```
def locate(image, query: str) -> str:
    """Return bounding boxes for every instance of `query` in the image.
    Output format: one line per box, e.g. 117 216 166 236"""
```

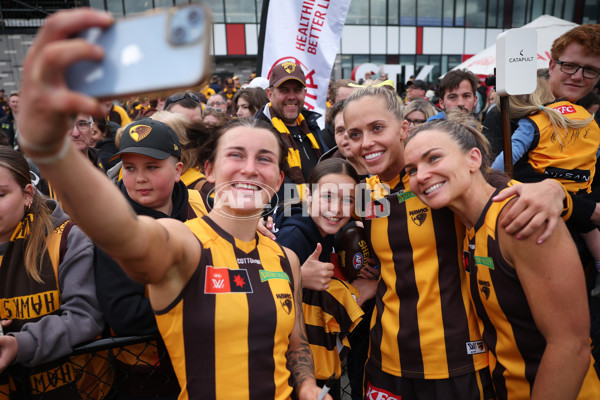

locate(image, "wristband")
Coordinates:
25 135 72 165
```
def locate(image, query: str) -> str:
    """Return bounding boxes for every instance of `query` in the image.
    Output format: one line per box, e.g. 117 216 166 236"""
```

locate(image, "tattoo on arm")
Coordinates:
286 274 315 390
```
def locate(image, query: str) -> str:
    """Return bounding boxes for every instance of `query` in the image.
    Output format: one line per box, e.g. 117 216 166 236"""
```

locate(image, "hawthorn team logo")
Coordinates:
277 293 293 315
129 125 152 142
281 61 297 74
409 207 428 226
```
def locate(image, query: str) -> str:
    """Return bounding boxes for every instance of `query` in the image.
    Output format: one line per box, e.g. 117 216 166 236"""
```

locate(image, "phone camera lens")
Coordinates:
188 10 200 23
173 26 185 40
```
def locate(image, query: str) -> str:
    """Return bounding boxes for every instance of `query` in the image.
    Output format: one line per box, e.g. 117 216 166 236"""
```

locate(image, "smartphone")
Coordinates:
66 3 212 99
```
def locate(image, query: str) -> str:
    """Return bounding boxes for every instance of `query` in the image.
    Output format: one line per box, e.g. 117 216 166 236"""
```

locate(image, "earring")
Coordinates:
24 202 32 214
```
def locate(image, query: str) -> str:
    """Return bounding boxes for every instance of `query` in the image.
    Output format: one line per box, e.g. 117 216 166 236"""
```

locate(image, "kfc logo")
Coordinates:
366 383 401 400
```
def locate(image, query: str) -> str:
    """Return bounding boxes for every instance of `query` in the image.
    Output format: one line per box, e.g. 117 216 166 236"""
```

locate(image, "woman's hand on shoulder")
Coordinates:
19 9 114 148
494 179 564 244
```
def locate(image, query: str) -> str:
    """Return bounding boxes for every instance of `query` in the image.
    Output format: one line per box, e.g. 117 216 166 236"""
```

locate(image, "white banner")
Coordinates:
261 0 351 127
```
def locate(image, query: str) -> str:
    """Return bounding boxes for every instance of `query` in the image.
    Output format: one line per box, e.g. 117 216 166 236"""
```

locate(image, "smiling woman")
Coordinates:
403 119 600 399
14 9 330 398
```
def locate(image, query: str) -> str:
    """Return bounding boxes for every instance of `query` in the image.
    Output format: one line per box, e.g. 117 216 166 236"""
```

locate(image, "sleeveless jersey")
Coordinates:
154 216 296 400
465 194 600 399
363 174 487 379
180 167 206 190
302 279 364 380
523 101 600 193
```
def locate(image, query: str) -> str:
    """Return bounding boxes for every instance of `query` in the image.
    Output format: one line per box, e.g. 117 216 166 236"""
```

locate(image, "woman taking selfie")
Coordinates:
16 8 329 400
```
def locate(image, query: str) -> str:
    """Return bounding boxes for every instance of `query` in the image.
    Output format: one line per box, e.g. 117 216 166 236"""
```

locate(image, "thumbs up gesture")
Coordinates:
301 243 334 291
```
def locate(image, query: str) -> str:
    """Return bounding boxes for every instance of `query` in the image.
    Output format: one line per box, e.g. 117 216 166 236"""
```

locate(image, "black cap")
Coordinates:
407 79 428 90
110 119 181 161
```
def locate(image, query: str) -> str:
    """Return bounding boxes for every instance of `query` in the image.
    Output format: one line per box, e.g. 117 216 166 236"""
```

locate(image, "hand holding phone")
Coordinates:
66 3 212 99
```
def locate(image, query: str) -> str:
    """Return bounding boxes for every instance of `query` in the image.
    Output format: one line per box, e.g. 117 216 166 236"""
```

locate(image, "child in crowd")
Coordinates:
273 158 377 399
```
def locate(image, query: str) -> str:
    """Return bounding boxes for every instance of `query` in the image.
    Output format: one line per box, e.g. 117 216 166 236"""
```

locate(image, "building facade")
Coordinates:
0 0 598 90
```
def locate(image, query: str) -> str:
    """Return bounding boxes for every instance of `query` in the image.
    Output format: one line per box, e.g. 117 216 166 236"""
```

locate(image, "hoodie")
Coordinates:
273 204 334 264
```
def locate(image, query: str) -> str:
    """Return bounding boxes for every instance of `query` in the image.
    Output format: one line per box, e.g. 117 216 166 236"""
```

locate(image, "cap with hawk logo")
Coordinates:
110 119 181 161
269 62 306 88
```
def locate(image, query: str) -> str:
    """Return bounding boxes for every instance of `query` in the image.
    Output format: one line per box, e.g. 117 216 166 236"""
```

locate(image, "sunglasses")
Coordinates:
405 118 427 125
204 105 225 113
164 91 201 109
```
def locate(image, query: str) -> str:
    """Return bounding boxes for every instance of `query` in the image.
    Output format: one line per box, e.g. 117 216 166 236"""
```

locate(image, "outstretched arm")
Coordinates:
500 204 591 399
17 8 198 289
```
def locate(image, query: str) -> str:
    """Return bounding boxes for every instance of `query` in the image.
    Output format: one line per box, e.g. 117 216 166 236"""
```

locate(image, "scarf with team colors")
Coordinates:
268 103 322 187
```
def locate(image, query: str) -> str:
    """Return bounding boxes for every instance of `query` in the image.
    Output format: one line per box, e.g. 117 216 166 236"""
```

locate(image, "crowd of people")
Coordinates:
0 6 599 400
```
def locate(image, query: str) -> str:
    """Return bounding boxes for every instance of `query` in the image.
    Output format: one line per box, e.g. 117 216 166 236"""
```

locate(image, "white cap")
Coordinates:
248 77 269 90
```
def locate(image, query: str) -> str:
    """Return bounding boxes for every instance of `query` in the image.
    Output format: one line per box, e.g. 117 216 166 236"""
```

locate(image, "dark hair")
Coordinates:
329 79 355 103
167 97 201 111
232 87 269 116
0 147 53 282
307 158 359 188
203 118 288 173
93 117 110 139
186 120 215 170
407 110 492 175
578 90 600 111
438 69 478 100
325 100 345 131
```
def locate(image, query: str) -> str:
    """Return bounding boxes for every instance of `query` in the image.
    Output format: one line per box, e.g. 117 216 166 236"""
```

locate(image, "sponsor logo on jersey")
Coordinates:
409 207 428 226
276 293 293 314
259 270 290 283
466 340 487 355
396 190 415 204
478 280 491 300
552 104 576 114
474 256 494 270
365 383 401 400
544 167 590 183
204 266 253 294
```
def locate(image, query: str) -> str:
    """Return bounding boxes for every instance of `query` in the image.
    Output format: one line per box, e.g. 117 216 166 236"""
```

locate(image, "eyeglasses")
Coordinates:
204 105 225 113
164 91 201 109
405 118 426 126
75 120 92 133
555 60 600 79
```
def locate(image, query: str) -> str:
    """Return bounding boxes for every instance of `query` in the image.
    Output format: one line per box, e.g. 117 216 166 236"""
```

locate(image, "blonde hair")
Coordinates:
150 111 193 170
345 85 404 122
0 148 53 283
501 78 593 147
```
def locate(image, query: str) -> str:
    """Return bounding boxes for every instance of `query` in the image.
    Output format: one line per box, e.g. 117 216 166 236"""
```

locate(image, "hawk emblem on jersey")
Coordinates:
478 280 491 300
277 293 293 314
409 207 428 226
129 124 152 142
282 61 297 74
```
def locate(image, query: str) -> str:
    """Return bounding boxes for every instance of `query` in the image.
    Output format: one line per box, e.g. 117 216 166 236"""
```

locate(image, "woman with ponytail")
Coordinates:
404 118 600 399
0 147 105 398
